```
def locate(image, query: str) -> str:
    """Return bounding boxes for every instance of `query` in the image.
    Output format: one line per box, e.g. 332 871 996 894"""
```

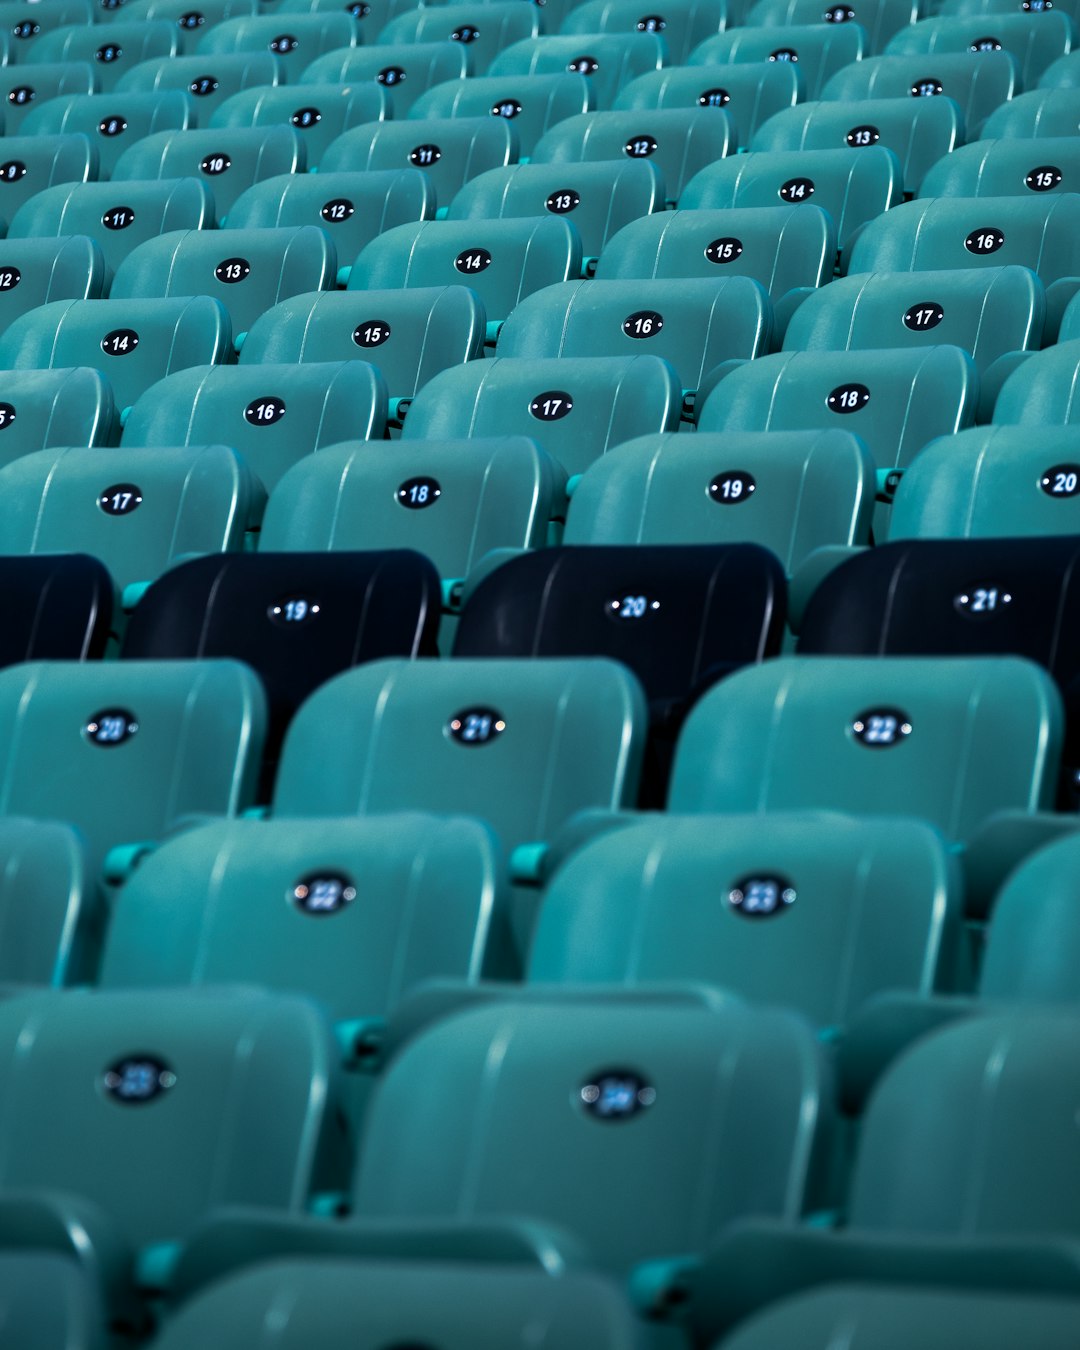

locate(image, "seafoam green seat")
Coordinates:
107 0 258 53
745 0 918 54
20 91 194 181
24 20 180 92
0 0 92 46
122 362 388 492
114 52 283 122
377 2 542 77
0 368 115 459
410 74 593 160
0 135 96 228
0 62 94 137
885 11 1074 89
195 12 358 81
669 654 1062 841
111 228 337 350
561 0 726 64
1039 48 1080 84
920 137 1080 198
993 336 1080 423
0 237 106 341
301 43 469 118
982 85 1080 136
210 83 389 172
564 430 874 575
487 33 666 110
615 63 799 148
690 23 868 100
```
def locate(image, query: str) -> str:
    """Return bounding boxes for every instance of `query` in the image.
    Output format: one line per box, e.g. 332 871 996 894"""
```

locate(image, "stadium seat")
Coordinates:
615 63 800 149
561 0 726 65
487 33 666 110
0 368 115 460
496 276 772 409
0 1253 105 1350
564 430 875 575
0 659 266 876
100 814 514 1022
681 145 902 250
154 1262 641 1350
259 437 568 602
112 126 303 227
109 0 258 53
20 92 194 181
690 23 868 101
0 237 106 341
821 50 1019 137
0 444 265 597
377 3 542 77
751 96 962 197
402 355 682 481
115 52 283 122
1038 47 1080 85
885 11 1074 89
240 287 485 412
745 0 918 55
668 654 1061 842
111 228 337 351
982 85 1080 136
25 20 180 93
531 813 963 1029
348 218 580 336
783 266 1044 374
196 13 358 81
0 555 113 667
321 118 517 211
122 551 442 751
8 179 214 280
0 296 230 421
0 62 94 138
0 986 345 1323
920 136 1080 197
210 84 389 172
0 0 92 44
448 161 661 269
227 170 434 284
595 204 837 303
0 135 96 229
279 0 408 26
122 362 389 492
410 73 593 161
301 43 469 119
993 336 1080 423
531 107 734 206
888 426 1080 539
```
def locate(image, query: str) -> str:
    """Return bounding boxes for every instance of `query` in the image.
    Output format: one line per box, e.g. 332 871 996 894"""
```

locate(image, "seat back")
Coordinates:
982 833 1080 1002
196 12 358 80
210 83 388 171
0 236 106 341
410 73 592 159
21 91 194 179
114 52 283 121
28 20 180 91
746 0 918 53
614 63 799 148
0 62 95 137
378 2 541 75
983 85 1080 138
0 135 96 226
885 10 1074 88
921 136 1080 199
690 23 867 99
487 34 666 109
0 818 98 987
300 43 468 117
562 0 726 64
0 368 116 461
0 1254 104 1350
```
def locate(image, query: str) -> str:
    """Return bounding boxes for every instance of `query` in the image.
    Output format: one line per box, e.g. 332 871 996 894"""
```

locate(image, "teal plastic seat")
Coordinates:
25 20 180 92
717 1286 1080 1350
0 819 98 988
114 53 283 122
615 63 800 149
402 355 682 480
0 237 106 341
210 84 388 172
564 430 874 574
532 814 962 1030
784 267 1045 374
111 228 337 351
0 62 94 137
0 368 115 460
0 297 231 420
448 160 662 266
993 337 1080 423
0 986 343 1321
0 1253 104 1350
690 23 868 100
561 0 726 64
7 179 213 281
348 217 580 333
122 362 389 491
260 437 568 593
240 287 485 409
0 135 96 228
228 171 433 284
154 1263 642 1350
885 12 1074 89
0 0 92 44
100 815 515 1018
681 145 901 250
280 0 411 29
669 655 1062 840
532 107 735 205
1039 48 1080 84
821 51 1019 137
0 660 266 875
497 276 772 408
596 204 837 303
982 85 1080 136
752 97 962 196
410 74 593 160
745 0 918 54
301 44 469 118
921 137 1080 200
697 346 978 494
112 126 303 226
321 118 517 211
487 33 666 110
196 13 358 81
0 444 264 595
106 0 257 52
377 3 542 77
21 92 194 182
888 426 1080 538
